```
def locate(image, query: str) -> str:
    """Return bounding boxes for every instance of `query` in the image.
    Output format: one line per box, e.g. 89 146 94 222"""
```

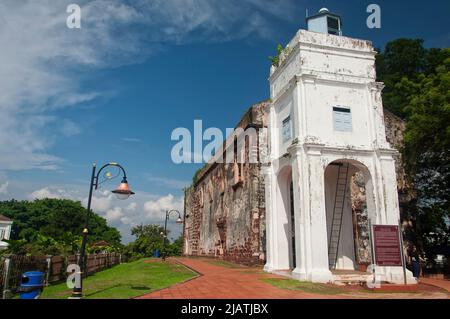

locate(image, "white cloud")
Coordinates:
120 216 132 225
105 207 124 222
0 0 299 170
0 182 9 195
29 186 74 200
125 202 137 212
27 183 185 243
84 191 115 213
0 1 145 170
144 194 184 220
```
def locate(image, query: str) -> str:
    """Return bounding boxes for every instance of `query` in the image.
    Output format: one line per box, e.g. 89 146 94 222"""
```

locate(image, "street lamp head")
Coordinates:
176 217 183 224
112 177 135 200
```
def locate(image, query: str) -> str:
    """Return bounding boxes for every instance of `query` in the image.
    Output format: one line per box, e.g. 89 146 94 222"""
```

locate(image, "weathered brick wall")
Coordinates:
184 187 202 256
184 101 269 265
350 171 372 266
383 109 415 204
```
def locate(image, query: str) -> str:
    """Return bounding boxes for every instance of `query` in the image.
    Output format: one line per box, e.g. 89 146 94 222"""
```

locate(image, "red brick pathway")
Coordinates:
419 278 450 292
136 258 449 299
137 258 330 299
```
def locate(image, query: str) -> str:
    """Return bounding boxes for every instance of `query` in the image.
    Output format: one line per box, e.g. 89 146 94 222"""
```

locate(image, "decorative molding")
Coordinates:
298 43 376 60
271 76 297 105
303 143 397 157
369 81 385 91
300 73 317 84
311 73 371 87
376 148 399 158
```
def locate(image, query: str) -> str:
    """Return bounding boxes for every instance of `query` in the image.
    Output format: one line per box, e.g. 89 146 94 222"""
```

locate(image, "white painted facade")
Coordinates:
263 29 416 284
0 216 13 250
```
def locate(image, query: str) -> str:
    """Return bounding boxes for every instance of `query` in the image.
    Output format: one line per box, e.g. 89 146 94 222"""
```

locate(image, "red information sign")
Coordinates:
373 225 402 266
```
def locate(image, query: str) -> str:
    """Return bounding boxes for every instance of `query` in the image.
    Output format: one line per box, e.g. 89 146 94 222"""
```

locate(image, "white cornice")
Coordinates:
303 143 397 156
271 72 372 103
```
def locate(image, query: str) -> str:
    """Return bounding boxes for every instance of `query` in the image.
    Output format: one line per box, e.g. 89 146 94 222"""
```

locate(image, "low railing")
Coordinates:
0 252 121 299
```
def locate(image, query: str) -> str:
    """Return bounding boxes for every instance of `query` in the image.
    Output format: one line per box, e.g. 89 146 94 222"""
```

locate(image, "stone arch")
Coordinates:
324 159 375 271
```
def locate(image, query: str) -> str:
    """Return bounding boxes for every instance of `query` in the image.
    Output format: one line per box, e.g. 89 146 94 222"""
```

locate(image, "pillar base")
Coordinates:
307 269 334 283
382 267 417 284
263 263 275 273
291 268 307 281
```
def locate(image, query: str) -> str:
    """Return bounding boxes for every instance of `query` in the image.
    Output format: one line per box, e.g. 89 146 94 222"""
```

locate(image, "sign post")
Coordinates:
397 220 407 285
372 224 407 285
373 225 402 266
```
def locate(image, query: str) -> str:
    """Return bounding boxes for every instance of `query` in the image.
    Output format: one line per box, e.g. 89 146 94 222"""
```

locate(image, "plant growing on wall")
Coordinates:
268 44 285 67
269 44 293 67
192 168 203 184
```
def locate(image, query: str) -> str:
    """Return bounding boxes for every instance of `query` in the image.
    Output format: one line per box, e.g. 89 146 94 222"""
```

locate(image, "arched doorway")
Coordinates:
276 165 296 270
324 159 375 271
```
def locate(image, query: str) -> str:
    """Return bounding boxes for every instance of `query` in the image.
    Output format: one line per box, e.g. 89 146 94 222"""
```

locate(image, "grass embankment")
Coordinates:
261 278 347 295
41 258 196 299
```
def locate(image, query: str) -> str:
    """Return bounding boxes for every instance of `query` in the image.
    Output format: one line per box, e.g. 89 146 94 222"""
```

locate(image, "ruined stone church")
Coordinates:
183 9 415 284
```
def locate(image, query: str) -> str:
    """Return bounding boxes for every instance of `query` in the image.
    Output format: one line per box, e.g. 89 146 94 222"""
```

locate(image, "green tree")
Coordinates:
165 236 183 256
125 224 183 260
0 198 121 255
128 224 165 257
381 39 426 78
403 57 450 254
376 39 449 118
376 39 426 117
376 38 450 258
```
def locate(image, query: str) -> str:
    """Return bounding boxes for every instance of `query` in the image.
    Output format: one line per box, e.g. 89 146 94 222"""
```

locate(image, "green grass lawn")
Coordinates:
40 258 197 299
261 278 347 295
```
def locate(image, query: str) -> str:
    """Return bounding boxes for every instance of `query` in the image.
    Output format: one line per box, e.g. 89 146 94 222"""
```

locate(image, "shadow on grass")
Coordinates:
84 284 124 297
85 284 152 297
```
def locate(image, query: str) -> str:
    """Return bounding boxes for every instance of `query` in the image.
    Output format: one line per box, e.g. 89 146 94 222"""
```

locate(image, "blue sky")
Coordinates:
0 0 448 243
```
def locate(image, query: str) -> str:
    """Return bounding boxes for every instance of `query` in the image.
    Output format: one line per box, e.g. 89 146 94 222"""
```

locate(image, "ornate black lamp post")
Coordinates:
71 162 134 299
161 209 183 261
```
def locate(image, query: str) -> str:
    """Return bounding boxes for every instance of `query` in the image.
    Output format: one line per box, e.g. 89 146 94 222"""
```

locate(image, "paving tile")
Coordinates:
136 258 449 299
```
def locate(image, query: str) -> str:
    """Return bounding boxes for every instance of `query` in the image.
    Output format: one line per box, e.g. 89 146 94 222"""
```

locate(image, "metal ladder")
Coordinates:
328 163 350 269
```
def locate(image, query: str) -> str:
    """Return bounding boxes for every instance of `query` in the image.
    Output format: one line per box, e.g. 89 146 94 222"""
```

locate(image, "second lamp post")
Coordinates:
161 209 183 261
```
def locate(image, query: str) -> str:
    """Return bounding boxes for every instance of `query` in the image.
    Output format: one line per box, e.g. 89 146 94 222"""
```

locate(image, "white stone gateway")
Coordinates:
263 12 416 284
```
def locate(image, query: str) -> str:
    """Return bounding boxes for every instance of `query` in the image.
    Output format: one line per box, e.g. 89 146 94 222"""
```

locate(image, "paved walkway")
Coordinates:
419 277 450 292
137 258 324 299
137 258 449 299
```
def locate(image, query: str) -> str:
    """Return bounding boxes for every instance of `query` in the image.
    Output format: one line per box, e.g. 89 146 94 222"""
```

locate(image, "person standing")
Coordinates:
408 245 423 278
